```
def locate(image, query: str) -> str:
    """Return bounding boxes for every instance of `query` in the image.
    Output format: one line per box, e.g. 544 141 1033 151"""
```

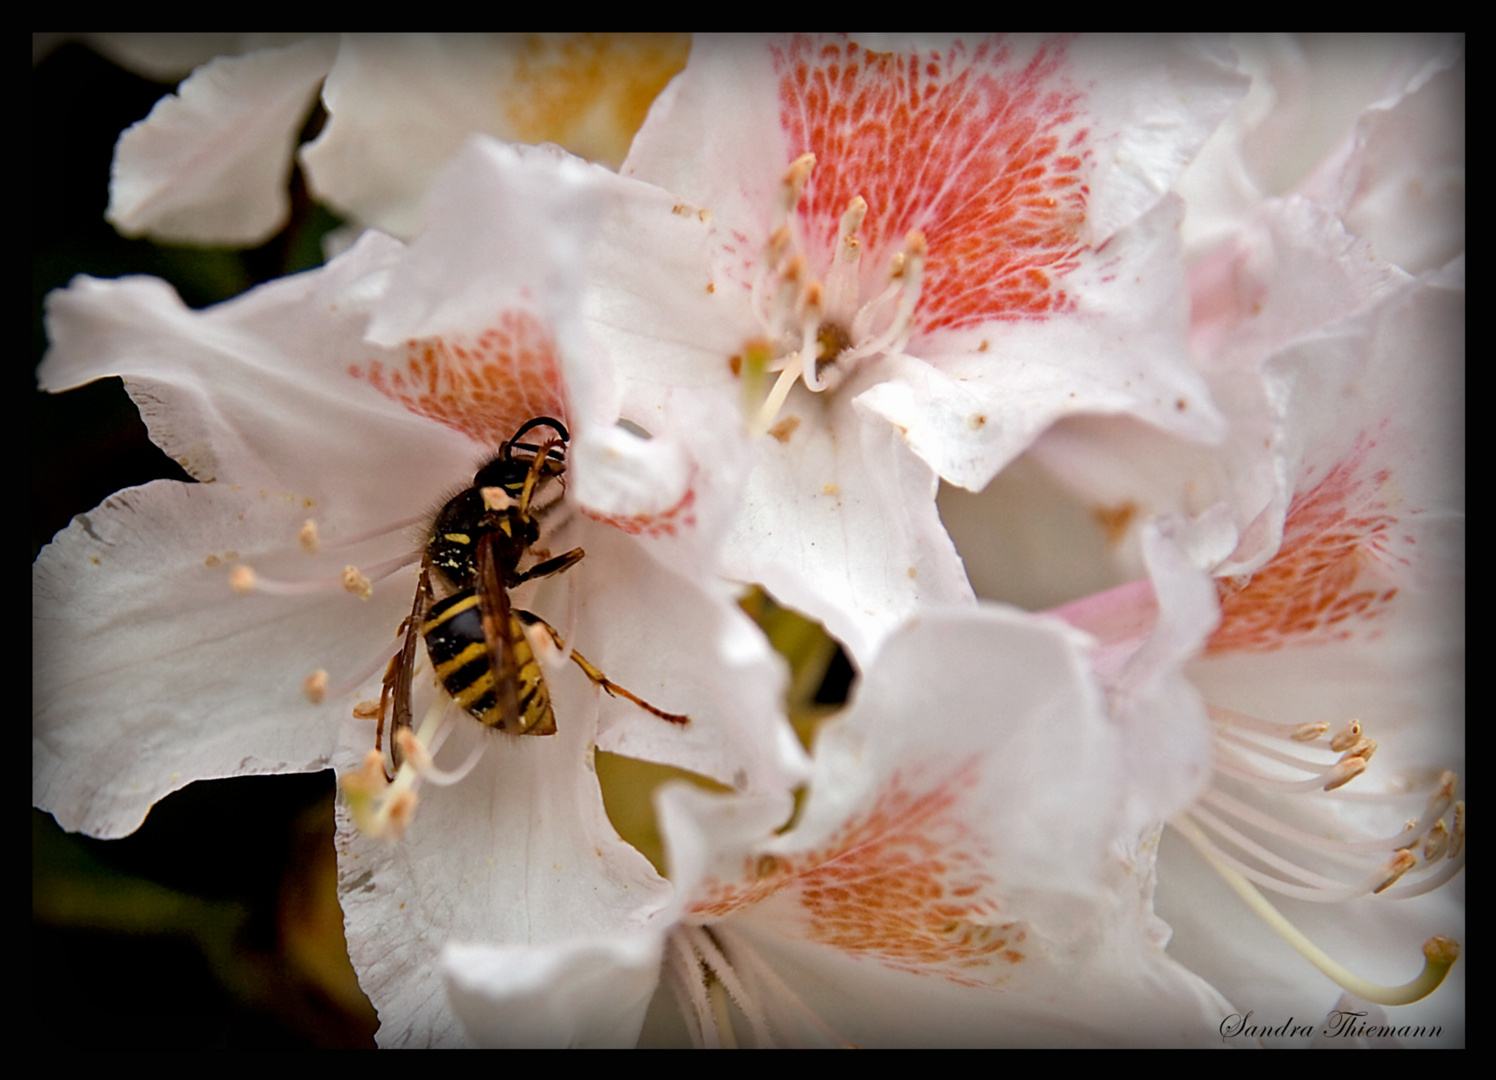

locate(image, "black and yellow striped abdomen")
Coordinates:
421 591 556 736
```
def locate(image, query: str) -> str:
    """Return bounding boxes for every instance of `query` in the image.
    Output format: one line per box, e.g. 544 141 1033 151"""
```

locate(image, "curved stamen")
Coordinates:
754 355 805 435
304 512 430 552
848 269 905 346
823 196 868 316
1383 836 1466 899
667 929 719 1048
1213 744 1368 793
795 285 830 392
1172 814 1460 1006
1180 698 1465 1000
1214 723 1371 775
714 925 852 1047
313 633 406 705
740 161 927 430
843 231 926 362
1185 805 1418 902
342 693 452 839
1202 783 1449 857
684 926 774 1048
396 721 488 787
1209 703 1331 743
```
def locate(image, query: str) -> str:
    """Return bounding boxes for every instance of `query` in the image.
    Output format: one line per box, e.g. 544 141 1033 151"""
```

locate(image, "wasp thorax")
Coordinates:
749 153 927 434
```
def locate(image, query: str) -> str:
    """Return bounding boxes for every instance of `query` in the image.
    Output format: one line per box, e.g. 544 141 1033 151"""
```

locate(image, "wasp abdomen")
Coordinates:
423 591 556 736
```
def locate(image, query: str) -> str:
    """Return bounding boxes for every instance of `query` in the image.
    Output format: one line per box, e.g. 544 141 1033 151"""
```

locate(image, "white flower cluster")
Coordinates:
34 35 1463 1047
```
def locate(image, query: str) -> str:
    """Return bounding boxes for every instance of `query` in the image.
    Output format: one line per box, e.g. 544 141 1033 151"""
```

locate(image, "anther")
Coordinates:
303 669 328 704
339 750 389 811
780 153 816 216
1370 850 1418 893
1422 819 1449 860
396 729 433 774
837 196 867 261
898 231 927 278
798 279 824 322
298 519 320 554
1329 719 1364 752
342 565 373 599
766 226 792 270
230 566 256 593
385 789 419 838
1322 756 1369 790
1338 737 1377 764
780 254 806 288
354 748 385 785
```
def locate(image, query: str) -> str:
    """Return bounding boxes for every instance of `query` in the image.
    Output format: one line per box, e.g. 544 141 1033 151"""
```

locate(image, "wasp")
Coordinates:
378 416 689 774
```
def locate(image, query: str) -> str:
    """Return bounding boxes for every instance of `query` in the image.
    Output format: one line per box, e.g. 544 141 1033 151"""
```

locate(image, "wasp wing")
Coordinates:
380 561 432 775
474 528 522 733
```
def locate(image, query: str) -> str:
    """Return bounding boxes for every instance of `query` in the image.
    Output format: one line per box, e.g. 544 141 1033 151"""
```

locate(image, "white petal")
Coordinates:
367 139 605 354
107 38 337 245
39 234 481 534
1297 36 1464 276
725 383 974 664
33 481 382 838
531 517 809 795
444 930 666 1048
304 34 688 237
656 607 1235 1045
337 672 672 1049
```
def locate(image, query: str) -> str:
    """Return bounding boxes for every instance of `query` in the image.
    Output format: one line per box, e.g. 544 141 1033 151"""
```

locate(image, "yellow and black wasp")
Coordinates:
379 416 688 774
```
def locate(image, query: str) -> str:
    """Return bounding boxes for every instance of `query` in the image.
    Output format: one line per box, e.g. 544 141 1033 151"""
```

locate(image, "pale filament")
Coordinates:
234 512 430 745
232 546 420 597
397 710 489 788
663 923 853 1048
343 692 451 840
1171 701 1464 1006
746 153 926 434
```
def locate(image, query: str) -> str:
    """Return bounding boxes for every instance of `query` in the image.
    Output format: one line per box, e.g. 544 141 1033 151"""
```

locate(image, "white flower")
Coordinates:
103 33 689 246
585 34 1247 662
35 137 806 1047
994 38 1466 1043
1161 262 1464 1045
439 605 1237 1047
1019 35 1463 580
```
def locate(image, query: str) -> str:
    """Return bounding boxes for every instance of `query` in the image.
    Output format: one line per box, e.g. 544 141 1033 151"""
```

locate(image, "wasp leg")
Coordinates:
515 610 690 725
380 563 433 779
513 546 585 586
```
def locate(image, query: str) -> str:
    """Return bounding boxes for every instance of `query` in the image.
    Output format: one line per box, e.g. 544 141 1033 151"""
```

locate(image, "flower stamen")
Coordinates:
1173 815 1461 1007
1170 702 1464 1005
663 923 855 1048
743 154 926 432
342 691 461 840
230 551 419 598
